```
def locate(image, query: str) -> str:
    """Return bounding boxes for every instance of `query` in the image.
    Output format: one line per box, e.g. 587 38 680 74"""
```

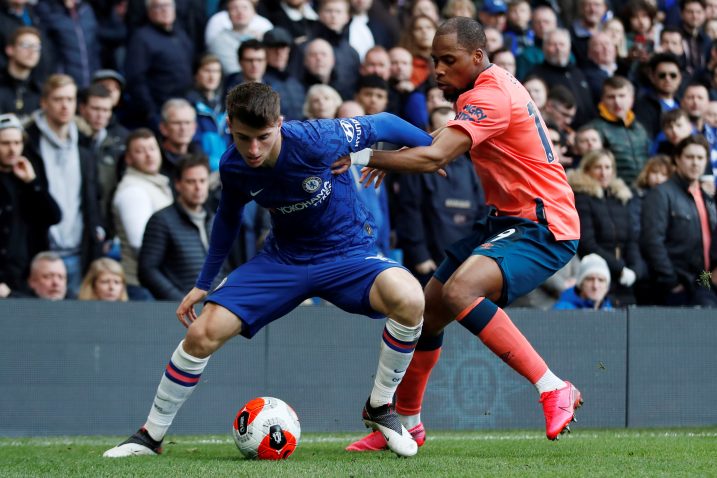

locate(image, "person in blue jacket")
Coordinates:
554 253 614 310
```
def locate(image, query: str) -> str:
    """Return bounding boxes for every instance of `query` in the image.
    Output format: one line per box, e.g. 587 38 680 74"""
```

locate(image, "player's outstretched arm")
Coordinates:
369 126 472 173
176 287 209 328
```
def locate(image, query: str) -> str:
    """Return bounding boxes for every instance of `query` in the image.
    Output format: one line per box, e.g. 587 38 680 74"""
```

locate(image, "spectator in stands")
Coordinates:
679 0 710 76
682 82 710 134
299 38 353 100
568 149 646 306
225 38 268 90
78 84 128 227
582 31 626 104
139 155 214 301
516 5 558 80
554 253 613 310
572 124 604 166
650 108 696 156
360 45 391 81
522 75 548 110
125 0 206 54
601 17 629 60
622 0 658 63
502 0 532 57
641 134 717 306
588 76 650 185
442 0 477 20
569 0 608 67
158 98 202 181
124 0 194 128
348 0 395 61
91 69 125 111
491 47 517 76
263 0 318 45
186 53 228 172
543 85 578 164
387 46 428 128
112 128 173 300
478 0 507 31
208 0 269 76
398 14 437 89
658 27 687 70
0 26 43 122
336 99 364 117
0 0 53 78
263 27 306 121
0 113 61 298
425 84 452 112
630 154 673 240
483 26 505 55
302 83 342 119
24 74 103 297
354 74 389 115
528 28 596 128
406 0 441 25
205 0 273 47
633 53 683 139
393 105 485 285
35 0 99 88
25 251 67 300
78 257 128 302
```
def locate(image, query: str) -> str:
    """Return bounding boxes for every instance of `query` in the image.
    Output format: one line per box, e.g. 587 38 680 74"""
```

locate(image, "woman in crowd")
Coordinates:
302 84 342 119
78 258 128 302
568 149 646 306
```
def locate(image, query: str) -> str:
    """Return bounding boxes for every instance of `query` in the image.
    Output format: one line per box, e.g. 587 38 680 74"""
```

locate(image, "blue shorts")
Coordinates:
206 252 405 338
434 215 578 307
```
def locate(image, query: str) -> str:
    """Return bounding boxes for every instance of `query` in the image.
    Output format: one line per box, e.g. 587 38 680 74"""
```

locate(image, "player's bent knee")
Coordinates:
184 324 217 358
388 285 425 326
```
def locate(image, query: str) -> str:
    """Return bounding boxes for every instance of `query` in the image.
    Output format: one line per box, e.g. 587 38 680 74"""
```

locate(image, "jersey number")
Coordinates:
527 102 555 163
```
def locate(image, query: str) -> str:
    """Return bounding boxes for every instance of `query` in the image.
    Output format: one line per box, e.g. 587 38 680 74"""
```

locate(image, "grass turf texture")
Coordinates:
1 428 714 477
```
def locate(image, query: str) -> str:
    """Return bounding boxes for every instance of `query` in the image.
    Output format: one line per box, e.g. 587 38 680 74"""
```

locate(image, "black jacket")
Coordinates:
640 174 717 294
0 171 61 292
24 121 103 274
0 68 42 121
138 202 214 300
527 61 597 128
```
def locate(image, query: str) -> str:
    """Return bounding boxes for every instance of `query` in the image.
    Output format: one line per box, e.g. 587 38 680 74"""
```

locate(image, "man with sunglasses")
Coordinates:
634 52 683 138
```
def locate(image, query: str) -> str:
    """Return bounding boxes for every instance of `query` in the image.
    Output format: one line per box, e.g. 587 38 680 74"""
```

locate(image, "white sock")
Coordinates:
369 318 422 408
534 369 566 394
144 341 210 441
399 413 421 429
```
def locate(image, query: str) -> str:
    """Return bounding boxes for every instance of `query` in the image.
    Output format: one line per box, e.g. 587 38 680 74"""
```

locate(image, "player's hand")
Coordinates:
415 259 437 275
176 287 208 328
12 156 36 183
0 282 10 298
331 155 351 175
360 167 386 189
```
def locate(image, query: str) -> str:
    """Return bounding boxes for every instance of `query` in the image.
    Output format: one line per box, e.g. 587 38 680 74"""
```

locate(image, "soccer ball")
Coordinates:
232 396 301 460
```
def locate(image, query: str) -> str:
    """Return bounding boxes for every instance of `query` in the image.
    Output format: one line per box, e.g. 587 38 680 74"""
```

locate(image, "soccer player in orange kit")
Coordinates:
342 16 583 450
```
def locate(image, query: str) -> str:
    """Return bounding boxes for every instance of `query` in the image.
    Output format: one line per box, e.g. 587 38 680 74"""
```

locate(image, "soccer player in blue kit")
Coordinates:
103 82 433 458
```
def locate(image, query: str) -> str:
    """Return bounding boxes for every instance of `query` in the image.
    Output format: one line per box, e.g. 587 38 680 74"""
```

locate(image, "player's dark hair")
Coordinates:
226 82 281 128
673 134 709 162
176 154 210 181
436 16 487 51
357 74 389 92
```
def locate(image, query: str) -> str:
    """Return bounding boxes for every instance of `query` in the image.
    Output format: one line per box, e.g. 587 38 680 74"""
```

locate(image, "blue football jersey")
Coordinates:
195 113 432 290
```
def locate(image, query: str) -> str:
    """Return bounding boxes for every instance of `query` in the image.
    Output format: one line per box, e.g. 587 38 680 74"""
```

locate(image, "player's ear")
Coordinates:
474 48 485 65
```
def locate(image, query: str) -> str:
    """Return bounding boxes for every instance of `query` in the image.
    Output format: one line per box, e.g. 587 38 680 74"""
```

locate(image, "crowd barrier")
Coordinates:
1 300 715 436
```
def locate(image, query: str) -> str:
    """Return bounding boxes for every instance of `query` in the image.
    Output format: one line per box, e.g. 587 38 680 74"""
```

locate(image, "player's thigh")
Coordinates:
442 255 504 313
185 303 244 356
368 266 424 323
205 253 311 339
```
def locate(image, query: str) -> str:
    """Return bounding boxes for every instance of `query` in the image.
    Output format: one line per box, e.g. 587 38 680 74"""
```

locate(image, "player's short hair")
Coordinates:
436 16 487 51
125 127 156 150
226 82 281 128
357 74 389 92
78 84 111 105
601 75 634 96
176 154 210 181
41 74 76 98
660 108 689 129
673 134 709 161
9 26 41 45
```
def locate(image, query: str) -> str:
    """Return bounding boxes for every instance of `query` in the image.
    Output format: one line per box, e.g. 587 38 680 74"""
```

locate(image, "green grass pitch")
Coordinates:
1 428 715 477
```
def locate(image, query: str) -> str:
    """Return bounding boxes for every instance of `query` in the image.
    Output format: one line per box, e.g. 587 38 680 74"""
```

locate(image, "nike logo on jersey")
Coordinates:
250 188 264 197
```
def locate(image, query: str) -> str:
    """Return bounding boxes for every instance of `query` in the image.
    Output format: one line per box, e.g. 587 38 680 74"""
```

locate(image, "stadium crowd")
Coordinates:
0 0 716 307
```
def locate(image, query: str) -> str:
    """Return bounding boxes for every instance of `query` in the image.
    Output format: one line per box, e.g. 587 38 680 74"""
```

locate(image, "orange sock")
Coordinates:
395 348 441 416
457 297 547 384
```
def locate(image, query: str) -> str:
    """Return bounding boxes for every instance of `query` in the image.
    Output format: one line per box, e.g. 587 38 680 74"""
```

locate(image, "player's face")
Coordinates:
0 128 24 168
230 117 283 168
94 271 124 301
432 33 482 102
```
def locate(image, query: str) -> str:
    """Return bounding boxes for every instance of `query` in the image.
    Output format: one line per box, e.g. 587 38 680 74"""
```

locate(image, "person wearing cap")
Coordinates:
554 253 613 309
0 113 61 298
263 27 306 121
0 26 44 123
478 0 508 31
91 69 125 109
